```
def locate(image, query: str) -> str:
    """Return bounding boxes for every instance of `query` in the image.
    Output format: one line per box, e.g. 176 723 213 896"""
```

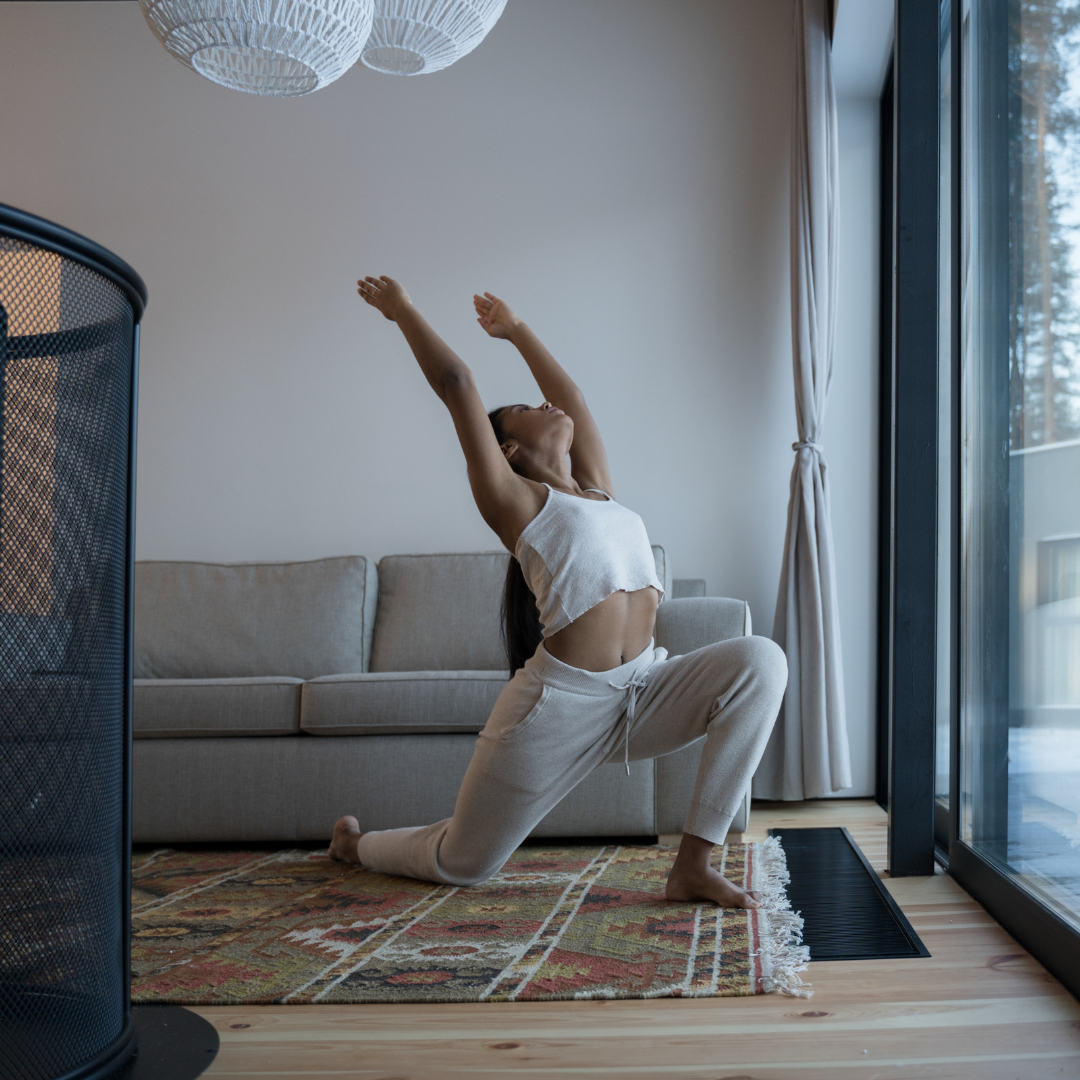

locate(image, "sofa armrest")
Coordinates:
654 596 752 655
651 544 671 600
652 596 755 839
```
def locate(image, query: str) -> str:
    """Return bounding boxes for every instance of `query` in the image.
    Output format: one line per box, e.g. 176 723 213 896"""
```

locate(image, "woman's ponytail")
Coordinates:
488 405 544 675
501 555 542 676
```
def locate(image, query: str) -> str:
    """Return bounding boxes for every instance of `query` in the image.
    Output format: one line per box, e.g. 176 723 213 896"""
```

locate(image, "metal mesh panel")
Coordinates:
0 235 134 1080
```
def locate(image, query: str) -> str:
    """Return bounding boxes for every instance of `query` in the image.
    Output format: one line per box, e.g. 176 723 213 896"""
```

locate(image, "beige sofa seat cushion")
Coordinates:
134 677 303 738
302 671 508 735
134 556 378 680
370 546 668 672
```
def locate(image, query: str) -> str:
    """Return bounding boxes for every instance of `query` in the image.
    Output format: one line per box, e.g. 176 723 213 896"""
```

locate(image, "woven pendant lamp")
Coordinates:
140 0 375 96
361 0 507 75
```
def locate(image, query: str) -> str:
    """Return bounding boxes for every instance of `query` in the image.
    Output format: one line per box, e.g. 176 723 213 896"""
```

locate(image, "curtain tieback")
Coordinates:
792 440 823 453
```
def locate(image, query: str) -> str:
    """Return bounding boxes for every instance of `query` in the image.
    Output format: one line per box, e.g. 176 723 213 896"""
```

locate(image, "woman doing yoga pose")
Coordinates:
329 276 787 908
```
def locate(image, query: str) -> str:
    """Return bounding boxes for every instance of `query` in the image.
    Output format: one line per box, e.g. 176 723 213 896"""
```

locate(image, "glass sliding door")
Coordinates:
959 0 1011 869
954 0 1080 985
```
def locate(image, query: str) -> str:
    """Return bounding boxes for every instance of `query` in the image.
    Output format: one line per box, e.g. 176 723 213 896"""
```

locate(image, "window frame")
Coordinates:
881 0 1080 998
879 0 941 879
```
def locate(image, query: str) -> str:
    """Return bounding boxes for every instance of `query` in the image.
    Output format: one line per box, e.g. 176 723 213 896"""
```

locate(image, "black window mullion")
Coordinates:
889 0 941 878
876 60 895 815
948 0 962 866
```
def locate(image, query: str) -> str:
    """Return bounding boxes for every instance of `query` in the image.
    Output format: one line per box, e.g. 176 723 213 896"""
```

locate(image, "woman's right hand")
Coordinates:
358 275 412 321
474 292 521 339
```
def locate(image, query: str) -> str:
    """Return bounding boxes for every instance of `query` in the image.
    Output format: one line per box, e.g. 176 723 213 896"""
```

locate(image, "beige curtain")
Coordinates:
753 0 852 801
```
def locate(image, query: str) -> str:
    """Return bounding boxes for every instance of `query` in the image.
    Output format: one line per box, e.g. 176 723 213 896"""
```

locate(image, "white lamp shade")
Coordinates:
140 0 375 96
361 0 507 75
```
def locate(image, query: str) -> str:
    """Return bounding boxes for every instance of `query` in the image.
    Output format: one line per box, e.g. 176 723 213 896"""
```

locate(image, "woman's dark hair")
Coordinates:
489 406 543 675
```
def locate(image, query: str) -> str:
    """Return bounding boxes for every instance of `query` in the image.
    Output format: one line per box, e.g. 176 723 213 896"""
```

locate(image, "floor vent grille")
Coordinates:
768 826 930 961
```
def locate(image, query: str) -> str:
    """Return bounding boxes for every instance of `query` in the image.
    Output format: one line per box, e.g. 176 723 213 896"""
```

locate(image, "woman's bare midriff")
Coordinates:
542 586 660 672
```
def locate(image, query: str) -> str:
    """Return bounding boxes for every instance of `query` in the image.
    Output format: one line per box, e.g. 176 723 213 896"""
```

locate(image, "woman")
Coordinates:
329 276 787 909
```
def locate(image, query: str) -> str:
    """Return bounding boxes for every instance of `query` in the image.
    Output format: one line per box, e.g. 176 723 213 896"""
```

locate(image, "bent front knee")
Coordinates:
743 634 788 695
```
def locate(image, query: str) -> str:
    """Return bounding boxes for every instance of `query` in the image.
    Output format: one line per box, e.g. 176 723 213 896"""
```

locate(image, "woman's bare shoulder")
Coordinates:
481 472 550 551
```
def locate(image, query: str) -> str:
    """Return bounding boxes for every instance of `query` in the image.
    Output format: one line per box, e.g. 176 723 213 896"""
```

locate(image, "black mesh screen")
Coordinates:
0 235 135 1080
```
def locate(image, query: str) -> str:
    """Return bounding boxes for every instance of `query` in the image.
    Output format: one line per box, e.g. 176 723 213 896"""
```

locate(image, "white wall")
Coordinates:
0 0 879 794
833 96 881 798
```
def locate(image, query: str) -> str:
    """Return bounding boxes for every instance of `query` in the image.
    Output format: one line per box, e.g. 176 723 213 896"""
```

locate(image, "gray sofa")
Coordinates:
131 549 754 845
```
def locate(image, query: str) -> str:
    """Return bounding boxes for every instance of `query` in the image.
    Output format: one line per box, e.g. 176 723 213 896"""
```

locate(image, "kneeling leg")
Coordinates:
347 673 603 886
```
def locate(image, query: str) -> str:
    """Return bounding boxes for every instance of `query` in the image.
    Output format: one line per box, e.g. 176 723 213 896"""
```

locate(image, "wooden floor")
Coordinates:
189 800 1080 1079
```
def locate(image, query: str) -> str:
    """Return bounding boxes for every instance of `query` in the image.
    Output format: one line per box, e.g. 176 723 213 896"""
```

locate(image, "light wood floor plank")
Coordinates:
188 799 1080 1079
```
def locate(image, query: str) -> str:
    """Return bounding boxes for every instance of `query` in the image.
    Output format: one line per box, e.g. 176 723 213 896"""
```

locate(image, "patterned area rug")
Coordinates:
131 839 809 1004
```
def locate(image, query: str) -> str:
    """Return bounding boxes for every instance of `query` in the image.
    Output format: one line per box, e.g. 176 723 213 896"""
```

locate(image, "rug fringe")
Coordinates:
751 835 812 998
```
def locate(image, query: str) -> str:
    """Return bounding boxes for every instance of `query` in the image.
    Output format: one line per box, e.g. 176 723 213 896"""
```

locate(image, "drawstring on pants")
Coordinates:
608 672 651 775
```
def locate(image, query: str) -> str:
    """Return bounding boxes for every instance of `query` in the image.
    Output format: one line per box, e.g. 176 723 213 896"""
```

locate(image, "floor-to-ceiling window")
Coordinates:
953 0 1080 990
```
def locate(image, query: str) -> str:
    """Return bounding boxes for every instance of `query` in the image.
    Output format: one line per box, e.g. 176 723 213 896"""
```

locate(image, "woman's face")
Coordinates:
499 402 574 459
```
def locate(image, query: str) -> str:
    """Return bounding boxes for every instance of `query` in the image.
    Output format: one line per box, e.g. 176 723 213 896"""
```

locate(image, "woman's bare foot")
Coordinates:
328 815 363 865
665 833 761 909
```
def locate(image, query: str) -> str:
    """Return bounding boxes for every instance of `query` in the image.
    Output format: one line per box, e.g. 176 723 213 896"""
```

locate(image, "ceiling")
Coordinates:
14 0 897 101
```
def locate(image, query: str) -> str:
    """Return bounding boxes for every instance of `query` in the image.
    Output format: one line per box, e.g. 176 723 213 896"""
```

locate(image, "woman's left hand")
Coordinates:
358 275 412 322
474 292 521 340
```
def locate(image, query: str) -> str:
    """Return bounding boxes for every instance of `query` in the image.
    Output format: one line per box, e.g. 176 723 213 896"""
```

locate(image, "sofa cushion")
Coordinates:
134 677 303 738
134 556 378 680
301 671 507 735
654 596 750 656
370 553 508 672
370 546 668 672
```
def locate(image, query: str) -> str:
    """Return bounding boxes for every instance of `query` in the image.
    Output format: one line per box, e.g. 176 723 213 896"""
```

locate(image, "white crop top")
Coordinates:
515 484 664 637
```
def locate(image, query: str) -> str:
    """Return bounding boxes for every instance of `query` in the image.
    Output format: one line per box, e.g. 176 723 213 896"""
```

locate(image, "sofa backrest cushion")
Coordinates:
370 545 669 672
134 556 378 680
371 553 508 672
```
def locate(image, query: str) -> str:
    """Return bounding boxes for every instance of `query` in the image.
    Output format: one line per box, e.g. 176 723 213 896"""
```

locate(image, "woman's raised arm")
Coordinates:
360 276 470 400
474 292 614 498
358 276 540 546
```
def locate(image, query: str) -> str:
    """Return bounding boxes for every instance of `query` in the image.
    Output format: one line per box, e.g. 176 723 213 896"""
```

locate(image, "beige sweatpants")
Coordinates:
355 635 787 886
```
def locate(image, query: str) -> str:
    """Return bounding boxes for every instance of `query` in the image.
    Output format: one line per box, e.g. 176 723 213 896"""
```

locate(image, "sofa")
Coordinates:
131 549 754 845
